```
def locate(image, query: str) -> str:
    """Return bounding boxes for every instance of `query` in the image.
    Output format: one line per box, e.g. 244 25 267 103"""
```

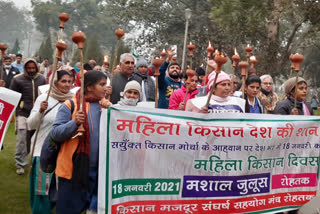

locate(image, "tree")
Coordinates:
37 34 54 63
0 1 32 48
10 39 20 54
31 0 118 59
85 34 103 65
106 0 320 84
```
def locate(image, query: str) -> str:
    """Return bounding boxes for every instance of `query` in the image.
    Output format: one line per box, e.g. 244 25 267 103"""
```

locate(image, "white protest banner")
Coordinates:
0 87 21 150
98 106 320 214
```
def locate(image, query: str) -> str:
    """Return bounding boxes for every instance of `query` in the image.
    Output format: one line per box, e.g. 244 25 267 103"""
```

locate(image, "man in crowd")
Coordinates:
110 53 135 104
132 57 155 101
39 58 50 79
88 59 97 70
257 74 279 114
158 47 183 109
0 56 20 88
11 53 24 73
10 58 46 175
102 61 110 78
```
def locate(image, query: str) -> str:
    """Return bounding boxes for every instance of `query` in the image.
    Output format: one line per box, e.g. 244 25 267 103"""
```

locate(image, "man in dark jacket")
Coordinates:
0 56 20 88
158 48 183 109
10 58 46 175
110 53 135 104
132 57 155 101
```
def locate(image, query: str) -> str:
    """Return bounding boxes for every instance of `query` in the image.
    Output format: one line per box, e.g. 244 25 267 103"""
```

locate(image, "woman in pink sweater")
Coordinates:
169 75 199 110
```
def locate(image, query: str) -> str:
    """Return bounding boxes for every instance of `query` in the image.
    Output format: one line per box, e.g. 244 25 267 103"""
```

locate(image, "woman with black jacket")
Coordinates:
274 77 312 115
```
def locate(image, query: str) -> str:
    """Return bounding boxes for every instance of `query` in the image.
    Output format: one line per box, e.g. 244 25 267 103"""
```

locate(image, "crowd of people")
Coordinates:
0 49 316 214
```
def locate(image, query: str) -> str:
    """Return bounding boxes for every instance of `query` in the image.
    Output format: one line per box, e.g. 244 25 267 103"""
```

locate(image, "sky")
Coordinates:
9 0 32 9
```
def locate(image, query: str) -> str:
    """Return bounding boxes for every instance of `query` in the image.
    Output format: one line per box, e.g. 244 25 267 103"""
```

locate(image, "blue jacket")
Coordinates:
158 61 183 109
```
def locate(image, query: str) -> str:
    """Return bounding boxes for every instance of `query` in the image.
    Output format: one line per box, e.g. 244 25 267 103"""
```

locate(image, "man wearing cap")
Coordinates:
158 47 183 109
0 56 20 88
10 58 46 175
132 57 155 101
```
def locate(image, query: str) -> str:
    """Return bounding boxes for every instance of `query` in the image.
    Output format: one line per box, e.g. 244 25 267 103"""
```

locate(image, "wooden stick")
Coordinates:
0 43 8 80
290 54 304 109
204 53 228 108
152 58 163 108
29 13 68 174
294 72 299 109
238 61 249 99
183 68 195 104
29 42 67 174
204 41 213 86
72 31 87 137
110 28 125 86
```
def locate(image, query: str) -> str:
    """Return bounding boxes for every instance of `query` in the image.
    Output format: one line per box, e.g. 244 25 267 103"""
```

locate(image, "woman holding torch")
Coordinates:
27 70 73 214
274 77 312 115
186 60 245 113
50 71 111 214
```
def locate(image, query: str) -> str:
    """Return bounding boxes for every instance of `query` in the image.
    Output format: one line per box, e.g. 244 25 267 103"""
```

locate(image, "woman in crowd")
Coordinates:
244 76 265 113
186 67 245 113
169 74 199 110
274 77 312 115
27 70 74 214
50 71 111 214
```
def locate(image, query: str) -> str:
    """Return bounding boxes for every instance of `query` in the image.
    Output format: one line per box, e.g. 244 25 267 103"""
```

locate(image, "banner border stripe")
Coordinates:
242 205 299 214
105 107 112 214
109 107 320 122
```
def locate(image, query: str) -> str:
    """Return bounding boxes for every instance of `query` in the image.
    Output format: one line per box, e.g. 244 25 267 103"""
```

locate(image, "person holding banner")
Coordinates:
10 58 46 175
244 76 265 113
186 68 245 113
50 71 110 214
274 77 311 115
27 70 74 214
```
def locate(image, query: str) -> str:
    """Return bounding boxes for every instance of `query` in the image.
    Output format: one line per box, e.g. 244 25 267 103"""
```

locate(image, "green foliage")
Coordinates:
31 0 118 57
107 0 216 68
10 39 20 55
85 34 103 65
37 34 54 63
109 40 131 69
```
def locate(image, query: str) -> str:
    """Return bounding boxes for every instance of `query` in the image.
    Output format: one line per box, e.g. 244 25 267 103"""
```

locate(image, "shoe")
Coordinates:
16 168 25 175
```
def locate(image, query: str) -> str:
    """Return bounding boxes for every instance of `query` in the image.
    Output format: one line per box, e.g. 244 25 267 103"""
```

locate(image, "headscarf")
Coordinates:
50 69 74 102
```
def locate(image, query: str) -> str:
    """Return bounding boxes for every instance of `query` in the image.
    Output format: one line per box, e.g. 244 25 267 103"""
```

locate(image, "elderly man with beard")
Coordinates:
10 58 46 175
158 47 183 109
110 53 135 104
